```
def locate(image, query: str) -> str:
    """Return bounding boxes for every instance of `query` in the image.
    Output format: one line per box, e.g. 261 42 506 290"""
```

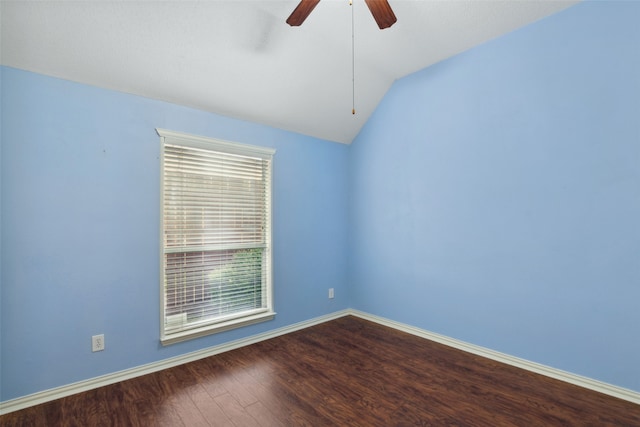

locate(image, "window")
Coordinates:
157 129 275 345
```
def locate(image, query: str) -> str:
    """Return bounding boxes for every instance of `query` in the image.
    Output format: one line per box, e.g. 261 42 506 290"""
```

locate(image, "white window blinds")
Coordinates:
157 129 275 344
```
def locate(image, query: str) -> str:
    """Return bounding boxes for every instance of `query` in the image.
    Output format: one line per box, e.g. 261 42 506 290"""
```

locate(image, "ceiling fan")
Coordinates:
286 0 397 30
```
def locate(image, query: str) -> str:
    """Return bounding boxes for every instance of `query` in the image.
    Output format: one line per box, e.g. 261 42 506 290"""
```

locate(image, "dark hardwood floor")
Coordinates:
2 316 639 426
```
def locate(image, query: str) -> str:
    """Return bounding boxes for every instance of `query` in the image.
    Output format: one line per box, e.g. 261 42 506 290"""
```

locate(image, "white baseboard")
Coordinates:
2 308 638 415
0 310 351 415
350 309 640 406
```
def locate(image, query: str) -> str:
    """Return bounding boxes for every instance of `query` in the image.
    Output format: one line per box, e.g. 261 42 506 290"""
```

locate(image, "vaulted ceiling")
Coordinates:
1 0 578 144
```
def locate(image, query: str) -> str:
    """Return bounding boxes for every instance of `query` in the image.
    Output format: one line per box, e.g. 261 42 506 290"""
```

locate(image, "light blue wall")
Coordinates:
0 67 349 401
0 65 4 402
349 1 640 392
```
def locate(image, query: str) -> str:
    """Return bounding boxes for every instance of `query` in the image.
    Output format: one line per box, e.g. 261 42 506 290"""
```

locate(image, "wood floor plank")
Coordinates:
238 364 329 426
245 401 285 427
2 316 639 426
213 353 261 407
186 383 235 427
116 375 163 426
214 393 261 427
186 357 229 399
153 397 186 427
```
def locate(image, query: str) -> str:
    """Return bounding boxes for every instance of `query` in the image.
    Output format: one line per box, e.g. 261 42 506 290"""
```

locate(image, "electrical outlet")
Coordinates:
92 334 105 352
328 288 335 299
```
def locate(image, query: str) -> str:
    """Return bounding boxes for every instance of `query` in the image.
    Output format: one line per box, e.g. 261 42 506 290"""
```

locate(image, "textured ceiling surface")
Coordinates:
1 0 578 144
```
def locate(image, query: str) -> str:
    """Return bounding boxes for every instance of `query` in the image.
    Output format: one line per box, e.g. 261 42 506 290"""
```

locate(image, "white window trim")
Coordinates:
157 128 276 345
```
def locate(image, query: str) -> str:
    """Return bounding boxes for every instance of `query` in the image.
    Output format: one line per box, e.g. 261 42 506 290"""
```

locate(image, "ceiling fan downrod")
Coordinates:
351 0 356 115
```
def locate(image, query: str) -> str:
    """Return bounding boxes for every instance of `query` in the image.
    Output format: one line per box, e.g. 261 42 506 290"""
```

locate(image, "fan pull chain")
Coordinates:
351 0 355 114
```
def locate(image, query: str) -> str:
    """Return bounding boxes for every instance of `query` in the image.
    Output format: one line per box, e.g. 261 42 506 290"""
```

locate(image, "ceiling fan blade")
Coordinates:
286 0 321 26
364 0 397 29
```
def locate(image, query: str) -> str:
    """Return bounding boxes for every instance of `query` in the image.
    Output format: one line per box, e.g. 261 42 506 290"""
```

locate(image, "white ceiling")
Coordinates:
1 0 578 144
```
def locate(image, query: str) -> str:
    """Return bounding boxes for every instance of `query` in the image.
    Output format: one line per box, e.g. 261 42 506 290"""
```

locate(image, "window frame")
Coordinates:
157 128 276 345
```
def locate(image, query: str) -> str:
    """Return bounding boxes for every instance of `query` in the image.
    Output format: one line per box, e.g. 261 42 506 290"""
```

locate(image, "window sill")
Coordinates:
161 311 276 346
